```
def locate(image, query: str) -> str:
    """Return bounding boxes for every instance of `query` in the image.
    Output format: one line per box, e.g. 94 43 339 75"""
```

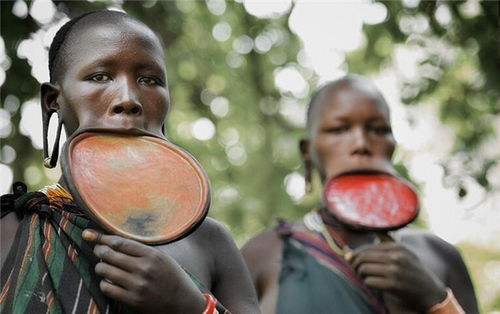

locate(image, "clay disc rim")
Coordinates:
323 172 419 231
63 132 210 244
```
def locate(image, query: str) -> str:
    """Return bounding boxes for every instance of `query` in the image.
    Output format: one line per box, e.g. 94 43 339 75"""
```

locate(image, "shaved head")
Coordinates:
49 10 161 83
306 75 390 135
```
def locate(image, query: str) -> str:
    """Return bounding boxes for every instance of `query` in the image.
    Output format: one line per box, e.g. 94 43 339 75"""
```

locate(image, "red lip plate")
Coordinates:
323 173 419 231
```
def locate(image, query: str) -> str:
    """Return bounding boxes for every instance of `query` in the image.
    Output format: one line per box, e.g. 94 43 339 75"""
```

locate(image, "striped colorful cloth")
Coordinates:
1 184 125 313
1 184 229 314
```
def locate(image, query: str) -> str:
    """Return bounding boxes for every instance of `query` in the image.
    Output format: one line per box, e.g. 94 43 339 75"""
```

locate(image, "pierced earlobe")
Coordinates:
304 158 312 194
41 82 62 169
43 111 63 169
299 138 313 194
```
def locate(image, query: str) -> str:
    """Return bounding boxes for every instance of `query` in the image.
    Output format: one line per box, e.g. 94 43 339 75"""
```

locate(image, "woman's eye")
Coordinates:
90 74 111 82
327 126 348 134
139 76 159 86
371 126 392 135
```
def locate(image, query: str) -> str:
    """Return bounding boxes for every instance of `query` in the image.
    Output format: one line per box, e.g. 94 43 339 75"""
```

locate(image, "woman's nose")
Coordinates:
110 79 142 115
351 127 372 155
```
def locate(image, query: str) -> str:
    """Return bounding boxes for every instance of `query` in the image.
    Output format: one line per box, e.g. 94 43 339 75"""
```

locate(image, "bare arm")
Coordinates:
425 234 479 313
1 213 20 269
241 229 282 314
203 219 261 313
351 230 479 313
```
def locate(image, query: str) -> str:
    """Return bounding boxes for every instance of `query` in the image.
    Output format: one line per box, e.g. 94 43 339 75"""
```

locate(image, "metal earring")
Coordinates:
43 111 63 169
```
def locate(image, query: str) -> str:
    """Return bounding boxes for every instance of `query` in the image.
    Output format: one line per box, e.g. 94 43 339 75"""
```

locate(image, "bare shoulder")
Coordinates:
396 228 462 260
241 228 280 277
241 226 283 273
241 220 307 260
160 217 241 282
242 227 282 258
180 217 241 269
241 220 310 267
396 228 479 313
190 216 233 243
395 228 466 276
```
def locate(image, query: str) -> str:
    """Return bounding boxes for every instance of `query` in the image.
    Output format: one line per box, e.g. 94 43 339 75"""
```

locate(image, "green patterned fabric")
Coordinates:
1 186 129 313
276 221 385 314
1 184 228 314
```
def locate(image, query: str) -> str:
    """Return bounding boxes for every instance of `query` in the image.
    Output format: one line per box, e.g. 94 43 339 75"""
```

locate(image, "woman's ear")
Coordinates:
299 139 311 161
41 82 60 113
40 83 63 169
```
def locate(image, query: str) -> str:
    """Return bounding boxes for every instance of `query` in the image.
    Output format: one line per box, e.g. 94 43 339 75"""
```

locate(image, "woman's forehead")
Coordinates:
73 19 161 49
317 85 390 121
63 19 165 66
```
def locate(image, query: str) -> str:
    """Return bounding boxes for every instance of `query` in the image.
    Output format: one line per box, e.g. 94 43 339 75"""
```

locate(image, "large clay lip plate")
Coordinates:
323 172 419 231
62 132 210 244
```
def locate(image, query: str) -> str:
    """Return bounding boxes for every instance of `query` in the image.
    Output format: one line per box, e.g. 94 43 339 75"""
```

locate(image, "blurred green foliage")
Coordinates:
0 0 309 243
458 242 500 313
348 0 499 198
2 0 499 234
1 1 499 309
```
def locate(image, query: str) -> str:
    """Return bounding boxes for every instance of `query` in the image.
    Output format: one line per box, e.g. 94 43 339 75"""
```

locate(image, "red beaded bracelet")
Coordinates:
202 293 219 314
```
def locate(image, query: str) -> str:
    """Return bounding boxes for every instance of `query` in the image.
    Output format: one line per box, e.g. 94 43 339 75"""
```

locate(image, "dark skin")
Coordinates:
241 83 479 313
1 17 260 314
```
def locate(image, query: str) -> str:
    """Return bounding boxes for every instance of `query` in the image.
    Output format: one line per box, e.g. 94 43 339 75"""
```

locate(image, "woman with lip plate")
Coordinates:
241 75 479 314
0 10 260 314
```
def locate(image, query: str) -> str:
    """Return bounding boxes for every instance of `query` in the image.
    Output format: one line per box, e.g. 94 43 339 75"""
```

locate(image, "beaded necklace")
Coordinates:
303 210 353 259
304 210 397 262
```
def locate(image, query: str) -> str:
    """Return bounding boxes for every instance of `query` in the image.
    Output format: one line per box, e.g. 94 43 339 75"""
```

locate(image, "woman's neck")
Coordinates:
58 176 69 191
318 208 377 249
